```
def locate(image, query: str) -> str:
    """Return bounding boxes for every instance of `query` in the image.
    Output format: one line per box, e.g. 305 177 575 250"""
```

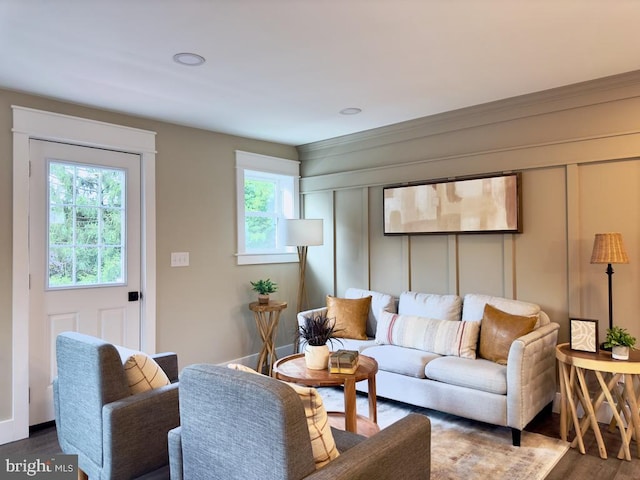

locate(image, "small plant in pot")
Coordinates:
604 326 636 360
250 278 277 304
296 312 342 370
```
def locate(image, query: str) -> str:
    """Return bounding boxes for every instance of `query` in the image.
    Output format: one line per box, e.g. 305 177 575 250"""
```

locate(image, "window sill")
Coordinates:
236 252 299 266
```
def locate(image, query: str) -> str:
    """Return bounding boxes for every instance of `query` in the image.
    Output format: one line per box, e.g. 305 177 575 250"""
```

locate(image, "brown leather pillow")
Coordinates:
326 295 371 340
478 303 537 365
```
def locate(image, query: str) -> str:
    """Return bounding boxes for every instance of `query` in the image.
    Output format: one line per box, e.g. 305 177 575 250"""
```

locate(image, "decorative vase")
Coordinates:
258 294 269 305
304 344 330 370
612 346 629 360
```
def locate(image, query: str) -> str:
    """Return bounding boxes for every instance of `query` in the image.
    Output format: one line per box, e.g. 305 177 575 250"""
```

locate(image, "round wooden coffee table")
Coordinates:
272 353 380 436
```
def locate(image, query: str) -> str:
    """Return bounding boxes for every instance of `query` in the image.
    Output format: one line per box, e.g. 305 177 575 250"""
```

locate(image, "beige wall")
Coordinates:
0 89 299 422
298 71 640 351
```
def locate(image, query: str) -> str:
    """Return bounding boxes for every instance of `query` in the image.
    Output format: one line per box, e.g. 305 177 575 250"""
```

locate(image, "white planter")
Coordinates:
612 345 630 360
304 344 330 370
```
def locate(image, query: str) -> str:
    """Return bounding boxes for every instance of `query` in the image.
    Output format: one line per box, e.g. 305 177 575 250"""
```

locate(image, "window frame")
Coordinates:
235 150 300 265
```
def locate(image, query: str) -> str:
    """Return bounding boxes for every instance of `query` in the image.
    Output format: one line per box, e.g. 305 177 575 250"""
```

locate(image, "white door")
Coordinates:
28 139 142 425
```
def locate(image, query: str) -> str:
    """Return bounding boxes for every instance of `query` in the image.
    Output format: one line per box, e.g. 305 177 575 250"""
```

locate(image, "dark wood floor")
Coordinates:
525 409 640 480
2 410 639 479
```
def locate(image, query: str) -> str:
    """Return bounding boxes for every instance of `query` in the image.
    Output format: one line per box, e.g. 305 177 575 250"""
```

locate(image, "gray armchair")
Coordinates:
53 332 180 479
168 364 430 480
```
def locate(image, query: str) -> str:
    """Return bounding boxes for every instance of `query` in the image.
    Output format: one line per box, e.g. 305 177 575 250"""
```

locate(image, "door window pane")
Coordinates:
47 161 126 288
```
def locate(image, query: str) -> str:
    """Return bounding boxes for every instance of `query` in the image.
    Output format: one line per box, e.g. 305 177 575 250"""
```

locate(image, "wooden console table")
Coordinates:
556 343 640 460
249 300 287 375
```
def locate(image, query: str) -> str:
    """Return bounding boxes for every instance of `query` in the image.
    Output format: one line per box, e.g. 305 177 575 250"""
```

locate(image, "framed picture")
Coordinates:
383 172 522 235
570 318 599 353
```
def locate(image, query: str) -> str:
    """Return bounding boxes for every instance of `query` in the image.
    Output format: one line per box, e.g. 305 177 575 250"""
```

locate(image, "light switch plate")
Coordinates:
171 252 189 267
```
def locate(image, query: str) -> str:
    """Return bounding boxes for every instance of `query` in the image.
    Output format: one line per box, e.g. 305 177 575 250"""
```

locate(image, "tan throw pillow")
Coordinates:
479 304 537 365
227 363 339 468
326 295 371 340
124 353 170 394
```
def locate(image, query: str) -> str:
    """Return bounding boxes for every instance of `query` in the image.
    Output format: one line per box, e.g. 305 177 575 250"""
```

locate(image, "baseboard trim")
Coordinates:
221 344 296 370
552 392 615 424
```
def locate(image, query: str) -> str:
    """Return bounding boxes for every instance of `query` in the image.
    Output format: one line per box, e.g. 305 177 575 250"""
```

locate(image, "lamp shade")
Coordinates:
284 219 323 247
590 232 629 264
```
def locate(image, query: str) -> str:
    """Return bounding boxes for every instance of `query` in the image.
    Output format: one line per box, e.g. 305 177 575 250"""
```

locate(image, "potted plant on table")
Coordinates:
296 312 342 370
604 326 636 360
250 278 278 304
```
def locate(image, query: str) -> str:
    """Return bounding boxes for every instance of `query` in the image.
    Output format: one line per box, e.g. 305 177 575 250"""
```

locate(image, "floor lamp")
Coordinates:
285 219 324 316
590 232 629 339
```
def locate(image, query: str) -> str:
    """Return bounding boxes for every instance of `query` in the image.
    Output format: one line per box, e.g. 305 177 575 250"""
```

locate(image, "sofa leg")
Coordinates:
511 428 521 447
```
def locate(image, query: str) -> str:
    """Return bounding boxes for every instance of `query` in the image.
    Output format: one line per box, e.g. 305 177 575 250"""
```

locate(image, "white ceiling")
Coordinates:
1 1 640 146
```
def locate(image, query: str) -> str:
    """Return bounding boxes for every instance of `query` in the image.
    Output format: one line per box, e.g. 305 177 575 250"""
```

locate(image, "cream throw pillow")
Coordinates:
227 364 339 468
375 311 480 359
124 353 170 394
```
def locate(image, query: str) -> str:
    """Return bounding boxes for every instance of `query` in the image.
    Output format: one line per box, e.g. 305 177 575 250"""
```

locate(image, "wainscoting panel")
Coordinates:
335 188 369 296
368 186 409 296
304 191 335 308
409 235 452 294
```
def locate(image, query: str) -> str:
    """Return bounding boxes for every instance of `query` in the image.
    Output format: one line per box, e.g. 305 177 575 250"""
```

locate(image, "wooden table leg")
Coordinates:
576 367 608 459
559 361 569 441
623 374 640 459
564 365 586 454
343 377 357 433
367 373 378 424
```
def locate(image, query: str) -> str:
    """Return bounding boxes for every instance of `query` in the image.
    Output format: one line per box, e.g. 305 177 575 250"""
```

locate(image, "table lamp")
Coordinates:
284 219 324 315
590 232 629 334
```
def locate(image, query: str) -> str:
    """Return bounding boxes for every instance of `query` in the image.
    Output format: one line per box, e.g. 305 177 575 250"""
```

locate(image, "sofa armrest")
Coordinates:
152 352 179 382
297 307 329 327
102 383 180 479
506 322 559 430
304 414 430 480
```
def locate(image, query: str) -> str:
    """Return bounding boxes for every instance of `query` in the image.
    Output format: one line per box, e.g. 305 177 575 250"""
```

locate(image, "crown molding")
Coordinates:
297 69 640 160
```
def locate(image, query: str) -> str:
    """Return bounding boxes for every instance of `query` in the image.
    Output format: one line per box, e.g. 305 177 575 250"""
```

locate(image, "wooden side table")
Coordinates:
556 342 640 460
249 300 287 376
272 353 379 437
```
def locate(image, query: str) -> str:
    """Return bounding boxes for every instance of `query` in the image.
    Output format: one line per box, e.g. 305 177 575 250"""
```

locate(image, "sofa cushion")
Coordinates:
478 304 537 365
375 311 480 359
361 345 441 378
334 337 377 353
345 288 396 337
397 291 462 320
123 352 171 394
461 293 541 327
425 356 507 395
327 295 371 340
227 363 339 468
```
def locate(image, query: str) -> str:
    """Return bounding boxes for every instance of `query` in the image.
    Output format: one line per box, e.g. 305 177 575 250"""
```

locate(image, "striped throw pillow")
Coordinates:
375 311 480 359
227 364 339 468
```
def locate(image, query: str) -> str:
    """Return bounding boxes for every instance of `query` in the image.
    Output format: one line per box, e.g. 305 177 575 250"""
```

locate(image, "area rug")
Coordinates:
317 387 569 480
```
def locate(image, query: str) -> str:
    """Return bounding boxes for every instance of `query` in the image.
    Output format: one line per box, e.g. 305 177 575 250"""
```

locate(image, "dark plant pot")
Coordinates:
258 294 269 305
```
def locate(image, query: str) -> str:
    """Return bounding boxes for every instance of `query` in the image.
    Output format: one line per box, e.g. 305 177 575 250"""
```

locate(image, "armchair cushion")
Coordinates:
124 352 171 394
326 295 371 340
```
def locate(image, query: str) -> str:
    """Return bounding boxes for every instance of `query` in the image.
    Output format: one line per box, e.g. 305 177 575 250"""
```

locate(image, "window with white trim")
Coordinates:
236 151 299 265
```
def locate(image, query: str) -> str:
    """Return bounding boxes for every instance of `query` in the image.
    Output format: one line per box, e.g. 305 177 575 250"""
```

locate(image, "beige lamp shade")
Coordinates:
590 233 629 264
284 219 323 247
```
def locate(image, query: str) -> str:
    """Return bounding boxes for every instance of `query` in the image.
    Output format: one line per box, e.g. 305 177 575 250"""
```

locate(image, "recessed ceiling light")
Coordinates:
173 52 206 66
339 107 362 115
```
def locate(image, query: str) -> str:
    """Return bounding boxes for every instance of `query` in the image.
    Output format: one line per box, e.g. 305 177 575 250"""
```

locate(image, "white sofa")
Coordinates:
297 288 559 446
